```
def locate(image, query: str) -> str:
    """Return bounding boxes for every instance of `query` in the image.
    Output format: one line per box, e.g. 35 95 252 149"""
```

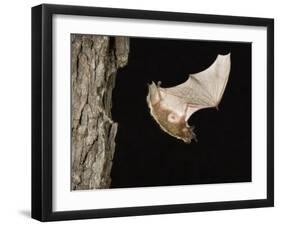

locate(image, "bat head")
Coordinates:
147 82 196 143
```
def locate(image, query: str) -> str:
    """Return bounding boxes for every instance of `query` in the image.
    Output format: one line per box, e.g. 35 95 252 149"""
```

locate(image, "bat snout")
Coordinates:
182 126 197 143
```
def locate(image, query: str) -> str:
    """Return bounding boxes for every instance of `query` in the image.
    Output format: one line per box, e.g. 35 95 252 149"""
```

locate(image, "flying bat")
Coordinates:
147 53 231 143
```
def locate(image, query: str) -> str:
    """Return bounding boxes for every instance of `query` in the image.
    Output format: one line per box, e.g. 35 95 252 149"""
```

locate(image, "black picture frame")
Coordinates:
32 4 274 222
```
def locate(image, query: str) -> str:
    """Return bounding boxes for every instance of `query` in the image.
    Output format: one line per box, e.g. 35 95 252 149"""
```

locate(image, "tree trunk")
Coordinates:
71 35 129 190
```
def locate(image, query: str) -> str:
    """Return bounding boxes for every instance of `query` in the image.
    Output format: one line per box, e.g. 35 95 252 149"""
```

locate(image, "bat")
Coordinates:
147 53 231 143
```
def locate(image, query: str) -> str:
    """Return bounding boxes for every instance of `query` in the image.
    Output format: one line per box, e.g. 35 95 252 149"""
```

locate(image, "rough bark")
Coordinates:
71 35 129 190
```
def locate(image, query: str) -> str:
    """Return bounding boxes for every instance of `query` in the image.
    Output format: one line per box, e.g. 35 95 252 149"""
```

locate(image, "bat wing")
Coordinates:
161 53 231 118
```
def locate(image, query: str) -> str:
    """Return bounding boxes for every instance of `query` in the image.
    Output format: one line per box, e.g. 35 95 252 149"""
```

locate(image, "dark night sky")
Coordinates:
110 37 252 188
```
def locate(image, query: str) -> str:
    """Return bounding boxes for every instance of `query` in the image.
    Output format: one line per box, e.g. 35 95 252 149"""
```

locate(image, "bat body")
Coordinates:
147 53 231 143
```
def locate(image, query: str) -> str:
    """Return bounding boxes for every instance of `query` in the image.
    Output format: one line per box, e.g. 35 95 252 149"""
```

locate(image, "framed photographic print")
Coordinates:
31 4 274 221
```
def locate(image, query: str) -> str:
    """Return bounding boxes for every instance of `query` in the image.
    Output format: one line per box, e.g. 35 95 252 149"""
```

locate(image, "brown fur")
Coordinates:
150 102 195 143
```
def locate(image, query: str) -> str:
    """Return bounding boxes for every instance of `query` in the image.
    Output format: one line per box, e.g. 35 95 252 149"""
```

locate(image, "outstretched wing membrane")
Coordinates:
162 54 231 114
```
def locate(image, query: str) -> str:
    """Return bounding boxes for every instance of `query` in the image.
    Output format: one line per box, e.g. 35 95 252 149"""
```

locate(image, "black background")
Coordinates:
110 37 252 188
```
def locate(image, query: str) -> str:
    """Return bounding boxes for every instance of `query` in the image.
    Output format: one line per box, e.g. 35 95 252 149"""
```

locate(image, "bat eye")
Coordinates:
167 113 179 123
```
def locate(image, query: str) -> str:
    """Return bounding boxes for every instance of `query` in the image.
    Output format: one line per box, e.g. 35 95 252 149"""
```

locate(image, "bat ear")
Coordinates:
147 81 161 105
